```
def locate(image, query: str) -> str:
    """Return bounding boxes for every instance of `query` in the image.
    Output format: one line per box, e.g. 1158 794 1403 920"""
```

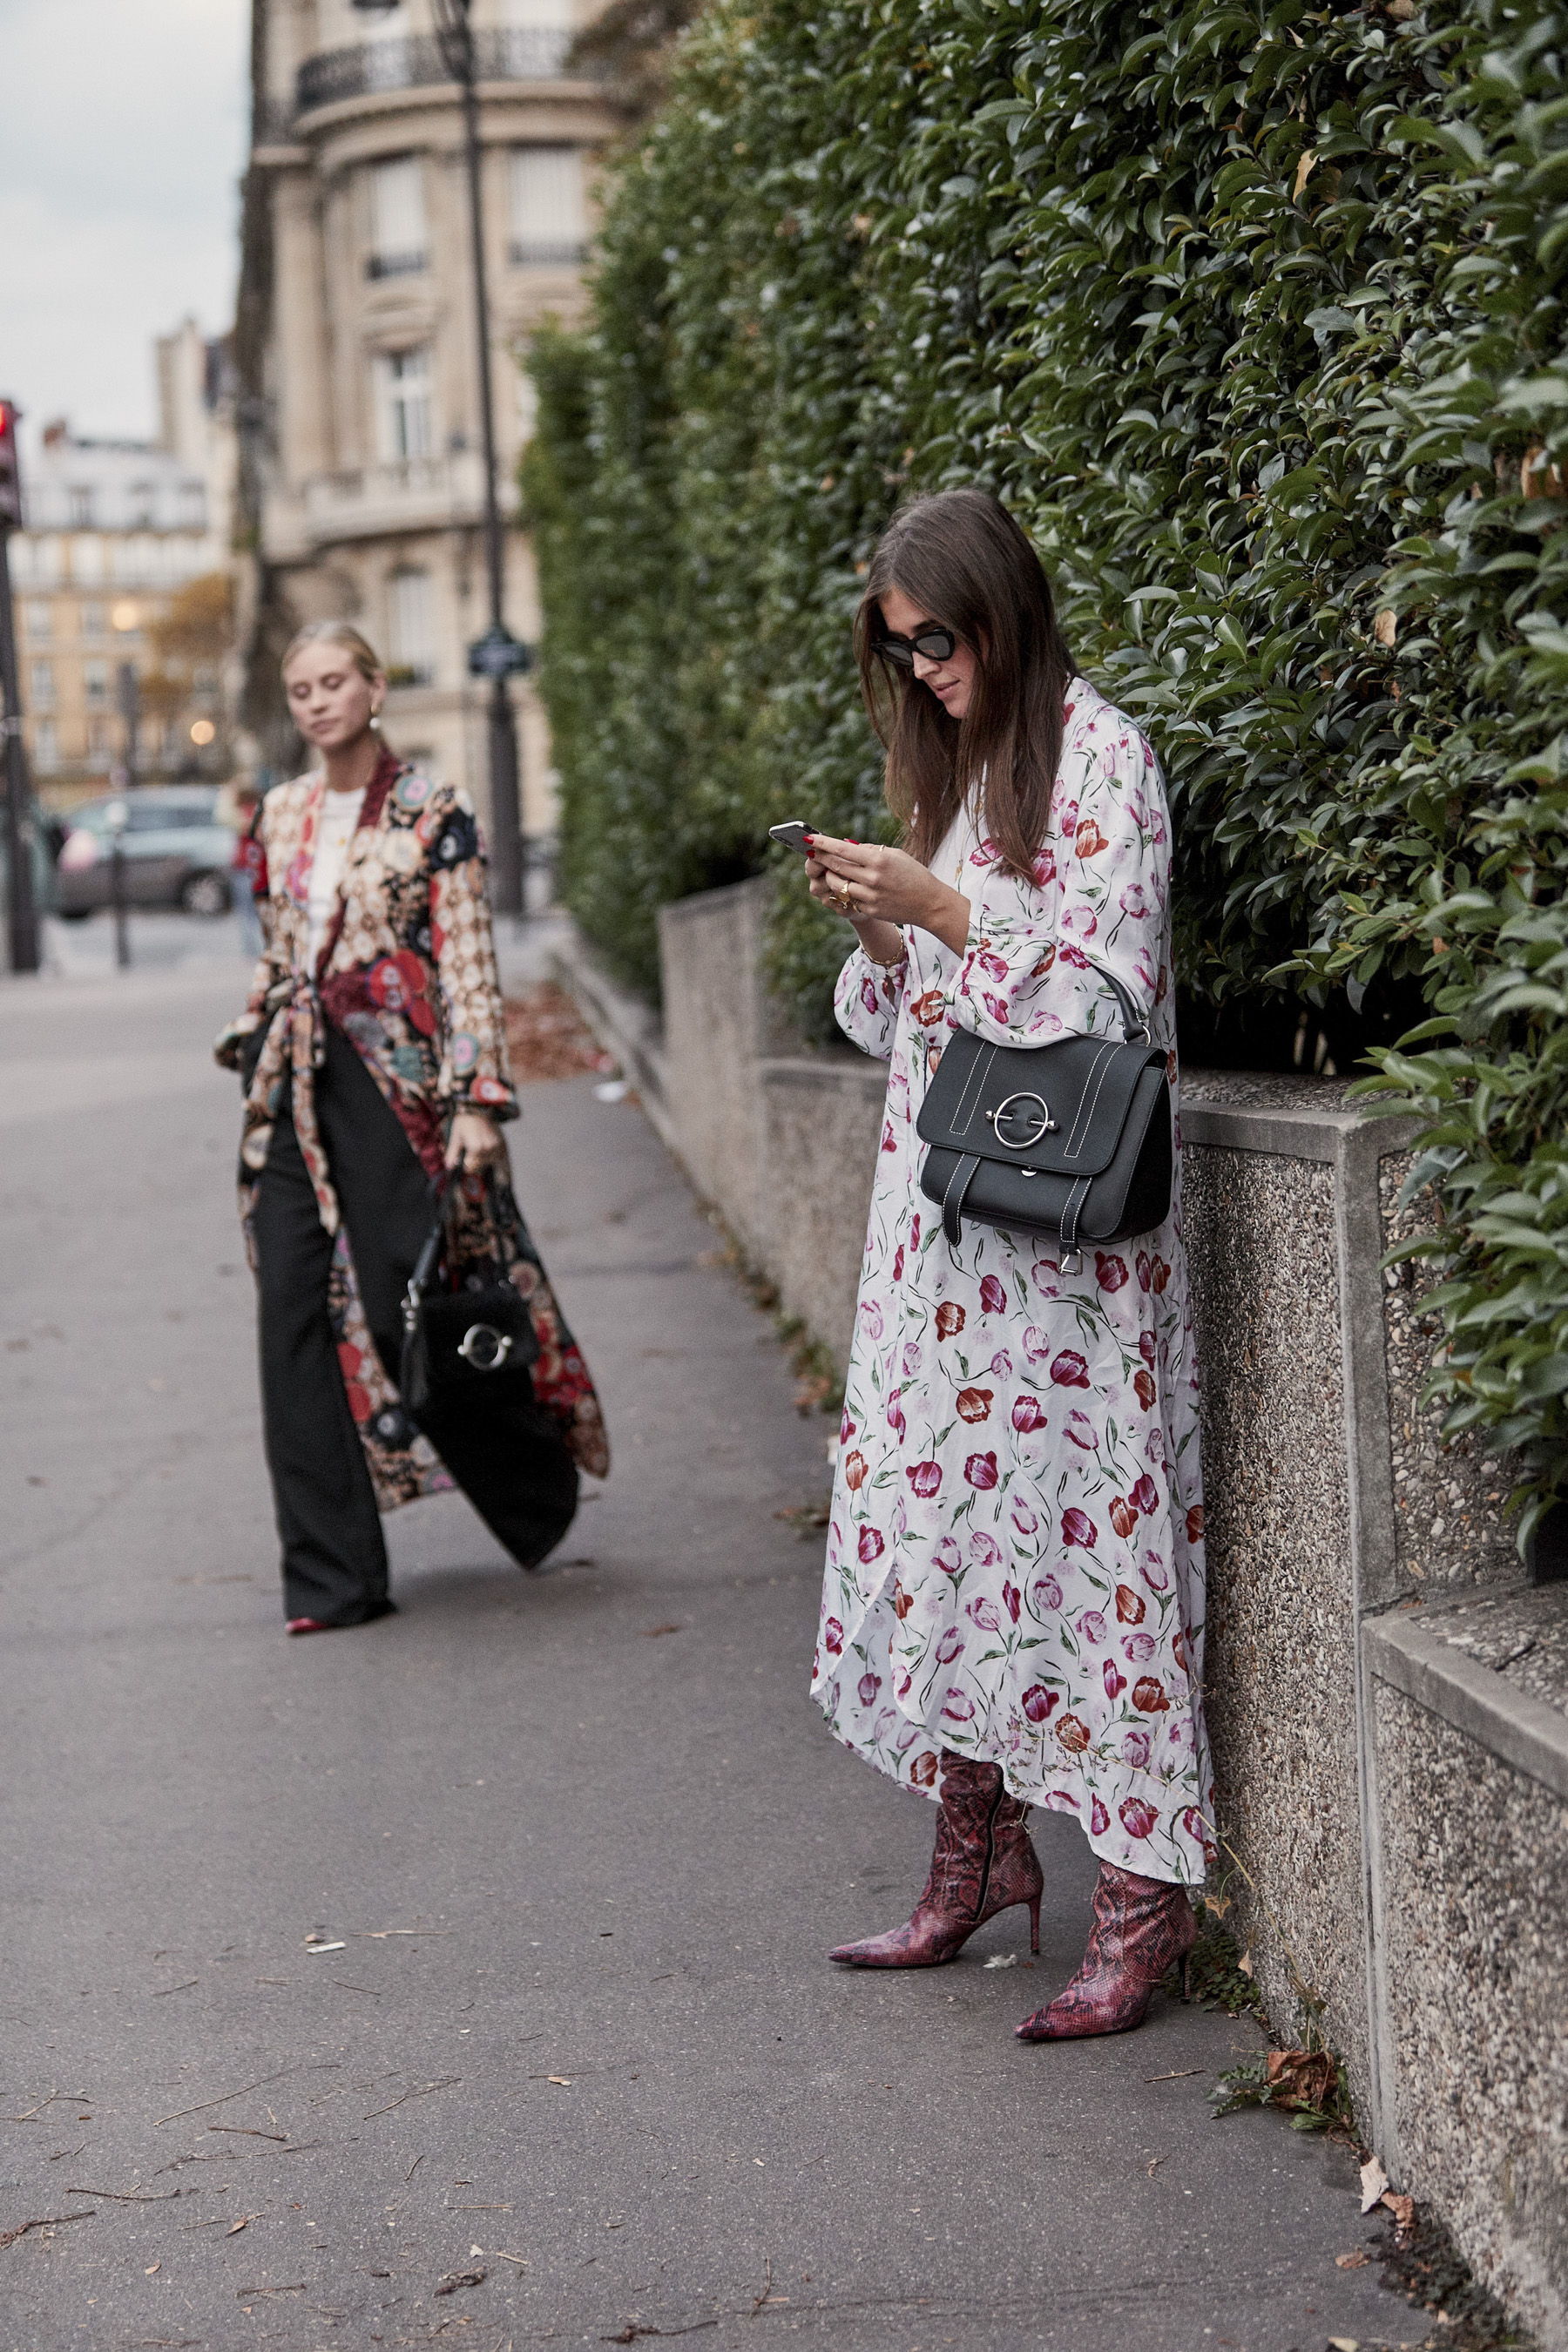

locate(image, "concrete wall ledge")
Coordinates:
1366 1592 1568 1805
546 923 674 1153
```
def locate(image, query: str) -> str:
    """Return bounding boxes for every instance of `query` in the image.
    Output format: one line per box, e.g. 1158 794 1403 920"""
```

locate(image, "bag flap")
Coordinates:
916 1027 1165 1179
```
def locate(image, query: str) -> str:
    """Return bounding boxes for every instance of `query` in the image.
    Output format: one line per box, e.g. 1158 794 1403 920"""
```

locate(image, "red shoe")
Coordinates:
829 1752 1043 1968
287 1617 328 1636
1016 1862 1196 2039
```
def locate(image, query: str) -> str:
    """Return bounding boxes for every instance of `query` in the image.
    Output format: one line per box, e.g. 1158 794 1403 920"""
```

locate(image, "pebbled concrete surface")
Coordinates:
0 959 1424 2351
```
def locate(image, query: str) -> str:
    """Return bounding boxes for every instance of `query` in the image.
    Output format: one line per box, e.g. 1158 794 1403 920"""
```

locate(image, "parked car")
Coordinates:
55 787 236 919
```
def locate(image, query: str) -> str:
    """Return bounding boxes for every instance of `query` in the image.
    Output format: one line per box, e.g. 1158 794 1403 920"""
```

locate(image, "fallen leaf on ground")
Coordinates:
435 2267 486 2296
547 2076 571 2087
226 2213 258 2235
1328 2339 1360 2351
1265 2048 1337 2115
145 2261 161 2274
1380 2188 1415 2229
1199 1892 1232 1919
503 985 608 1083
1335 2251 1369 2270
1360 2155 1390 2213
0 2210 96 2247
1236 1950 1254 1977
639 1624 683 1638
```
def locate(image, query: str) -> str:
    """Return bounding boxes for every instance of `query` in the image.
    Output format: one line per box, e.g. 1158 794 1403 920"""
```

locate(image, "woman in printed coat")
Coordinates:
801 490 1211 2038
215 622 607 1634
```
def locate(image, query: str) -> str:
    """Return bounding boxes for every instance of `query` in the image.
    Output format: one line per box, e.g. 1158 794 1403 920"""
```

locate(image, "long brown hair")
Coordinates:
855 489 1074 878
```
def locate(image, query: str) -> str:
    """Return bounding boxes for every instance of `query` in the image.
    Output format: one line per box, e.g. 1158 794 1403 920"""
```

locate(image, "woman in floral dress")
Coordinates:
216 623 607 1634
803 490 1211 2038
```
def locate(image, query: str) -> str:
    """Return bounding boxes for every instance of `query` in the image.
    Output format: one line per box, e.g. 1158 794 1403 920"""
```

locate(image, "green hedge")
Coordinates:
524 0 1568 1531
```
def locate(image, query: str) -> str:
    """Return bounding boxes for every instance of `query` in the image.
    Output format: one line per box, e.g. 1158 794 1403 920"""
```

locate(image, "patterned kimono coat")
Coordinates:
811 682 1213 1888
215 748 609 1504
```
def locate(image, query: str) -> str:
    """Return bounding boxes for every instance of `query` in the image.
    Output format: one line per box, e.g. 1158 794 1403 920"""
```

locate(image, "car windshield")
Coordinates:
71 794 220 832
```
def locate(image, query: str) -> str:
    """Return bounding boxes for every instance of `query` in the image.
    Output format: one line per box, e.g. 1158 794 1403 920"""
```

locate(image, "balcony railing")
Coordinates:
295 28 577 118
509 237 586 267
367 249 429 280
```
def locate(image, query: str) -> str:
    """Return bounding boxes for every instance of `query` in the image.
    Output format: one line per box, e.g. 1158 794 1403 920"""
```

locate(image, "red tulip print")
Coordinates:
1031 1573 1063 1612
1103 1659 1126 1700
1139 1330 1157 1369
1061 1508 1098 1548
1133 1368 1156 1411
976 946 1009 983
1150 1256 1170 1294
1004 1579 1022 1624
1049 1349 1090 1388
969 1531 1002 1568
990 1347 1013 1378
965 1595 1001 1632
1065 1409 1098 1450
1121 1728 1152 1770
1132 1676 1170 1714
857 1673 881 1707
1078 1608 1107 1646
1115 1583 1146 1625
910 1214 921 1249
1135 1251 1152 1293
982 992 1010 1024
964 1452 999 1490
893 1579 913 1619
893 1246 904 1281
843 1450 868 1491
1109 1495 1138 1539
886 1394 906 1441
1139 1552 1171 1593
1022 1683 1058 1724
880 1122 896 1153
1173 1627 1190 1675
979 1274 1007 1315
1011 1393 1046 1433
941 1688 976 1723
1055 1713 1091 1754
956 1387 992 1423
910 987 945 1025
823 1617 843 1655
1075 818 1110 858
1095 1252 1128 1292
1023 1325 1051 1365
1130 1473 1159 1517
1031 848 1058 888
1186 1504 1206 1542
935 1301 965 1339
905 1460 943 1497
1010 1498 1038 1538
1121 1631 1156 1664
1119 1795 1159 1840
935 1535 962 1576
839 1408 856 1443
936 1627 965 1664
858 1526 885 1565
910 1750 939 1788
1091 1796 1110 1837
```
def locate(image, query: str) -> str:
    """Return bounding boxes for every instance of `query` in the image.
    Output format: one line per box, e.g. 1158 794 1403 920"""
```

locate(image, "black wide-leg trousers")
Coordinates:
252 1024 578 1625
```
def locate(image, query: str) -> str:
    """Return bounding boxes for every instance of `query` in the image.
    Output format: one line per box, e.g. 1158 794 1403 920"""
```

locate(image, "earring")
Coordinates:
370 708 382 729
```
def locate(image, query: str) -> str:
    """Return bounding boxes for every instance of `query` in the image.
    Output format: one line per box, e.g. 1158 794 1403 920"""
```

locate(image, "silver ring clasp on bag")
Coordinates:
457 1322 513 1371
985 1092 1058 1150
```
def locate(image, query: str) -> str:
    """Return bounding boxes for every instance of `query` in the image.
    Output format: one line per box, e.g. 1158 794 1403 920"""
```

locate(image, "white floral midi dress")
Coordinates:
811 680 1214 1888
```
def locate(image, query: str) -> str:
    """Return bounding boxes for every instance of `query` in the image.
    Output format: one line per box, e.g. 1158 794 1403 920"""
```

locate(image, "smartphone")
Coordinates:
768 821 815 855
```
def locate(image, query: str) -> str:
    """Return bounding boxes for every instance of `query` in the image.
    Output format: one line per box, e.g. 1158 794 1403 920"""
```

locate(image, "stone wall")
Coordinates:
551 888 1568 2349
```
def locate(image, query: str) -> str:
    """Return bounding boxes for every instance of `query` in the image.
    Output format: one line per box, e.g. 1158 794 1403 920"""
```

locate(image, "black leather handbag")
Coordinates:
399 1173 540 1421
916 961 1172 1272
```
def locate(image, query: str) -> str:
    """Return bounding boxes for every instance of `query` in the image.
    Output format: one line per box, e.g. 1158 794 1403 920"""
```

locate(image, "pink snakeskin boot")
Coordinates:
1015 1861 1196 2038
829 1752 1043 1968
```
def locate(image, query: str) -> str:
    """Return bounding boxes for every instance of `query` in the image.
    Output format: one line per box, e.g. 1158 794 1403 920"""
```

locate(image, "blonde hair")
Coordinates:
280 619 383 682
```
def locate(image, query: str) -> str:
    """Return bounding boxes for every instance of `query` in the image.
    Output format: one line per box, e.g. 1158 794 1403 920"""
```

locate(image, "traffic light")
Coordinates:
0 401 21 527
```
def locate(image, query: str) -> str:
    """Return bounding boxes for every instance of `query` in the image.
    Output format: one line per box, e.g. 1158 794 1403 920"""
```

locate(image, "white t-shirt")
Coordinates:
305 787 365 969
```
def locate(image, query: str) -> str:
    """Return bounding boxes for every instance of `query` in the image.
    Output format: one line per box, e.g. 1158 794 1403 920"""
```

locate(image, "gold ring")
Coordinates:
837 879 853 904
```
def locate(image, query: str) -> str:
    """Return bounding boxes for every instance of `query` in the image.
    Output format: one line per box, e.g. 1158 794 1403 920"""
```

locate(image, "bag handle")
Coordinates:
404 1162 472 1319
1082 956 1152 1045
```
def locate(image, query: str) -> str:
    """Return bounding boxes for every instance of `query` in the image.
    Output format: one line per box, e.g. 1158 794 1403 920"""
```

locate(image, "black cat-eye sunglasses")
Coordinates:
876 625 958 668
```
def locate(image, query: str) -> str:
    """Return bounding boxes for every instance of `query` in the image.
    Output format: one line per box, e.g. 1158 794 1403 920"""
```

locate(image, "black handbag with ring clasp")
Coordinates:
915 958 1172 1274
399 1168 540 1422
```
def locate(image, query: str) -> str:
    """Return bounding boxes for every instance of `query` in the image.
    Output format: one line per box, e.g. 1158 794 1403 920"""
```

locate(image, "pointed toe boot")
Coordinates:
829 1752 1044 1969
1015 1862 1196 2039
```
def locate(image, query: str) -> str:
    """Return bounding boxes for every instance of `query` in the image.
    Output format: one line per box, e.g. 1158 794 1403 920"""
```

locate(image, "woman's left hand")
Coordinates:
807 835 971 955
447 1111 504 1173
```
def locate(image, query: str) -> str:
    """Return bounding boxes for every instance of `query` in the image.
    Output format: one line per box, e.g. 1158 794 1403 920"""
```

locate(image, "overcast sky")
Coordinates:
0 0 250 449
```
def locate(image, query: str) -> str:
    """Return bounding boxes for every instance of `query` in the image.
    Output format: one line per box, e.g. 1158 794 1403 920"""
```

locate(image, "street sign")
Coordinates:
468 624 532 680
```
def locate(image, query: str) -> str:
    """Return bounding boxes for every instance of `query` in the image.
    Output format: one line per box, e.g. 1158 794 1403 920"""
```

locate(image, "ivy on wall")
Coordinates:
524 0 1568 1530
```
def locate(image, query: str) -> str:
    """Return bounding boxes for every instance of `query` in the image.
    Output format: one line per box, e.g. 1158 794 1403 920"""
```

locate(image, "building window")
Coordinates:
501 0 571 73
84 660 109 704
387 569 436 686
375 348 433 462
68 486 94 527
33 720 58 772
179 483 206 529
130 481 156 527
86 717 109 760
509 146 585 266
22 600 51 638
368 156 428 279
30 659 55 708
82 601 105 637
73 536 105 585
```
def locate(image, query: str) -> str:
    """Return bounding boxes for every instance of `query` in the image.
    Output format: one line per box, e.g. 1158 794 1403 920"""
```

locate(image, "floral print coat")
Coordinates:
811 682 1213 1888
215 749 609 1502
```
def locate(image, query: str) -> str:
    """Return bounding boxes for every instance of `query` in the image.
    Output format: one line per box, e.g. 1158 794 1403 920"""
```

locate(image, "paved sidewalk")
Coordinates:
0 963 1421 2351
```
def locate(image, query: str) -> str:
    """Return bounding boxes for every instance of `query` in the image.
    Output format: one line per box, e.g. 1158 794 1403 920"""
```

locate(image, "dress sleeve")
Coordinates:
429 789 520 1121
944 710 1167 1049
213 803 288 1069
834 937 909 1062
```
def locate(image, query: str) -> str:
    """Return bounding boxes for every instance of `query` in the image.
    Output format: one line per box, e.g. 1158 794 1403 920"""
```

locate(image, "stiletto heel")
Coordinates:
830 1754 1044 1969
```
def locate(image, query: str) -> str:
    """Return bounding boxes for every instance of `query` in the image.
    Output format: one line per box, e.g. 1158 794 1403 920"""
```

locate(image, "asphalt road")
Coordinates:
0 957 1423 2352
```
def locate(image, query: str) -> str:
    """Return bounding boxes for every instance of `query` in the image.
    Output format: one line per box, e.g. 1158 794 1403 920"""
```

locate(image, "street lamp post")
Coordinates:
0 397 41 974
353 0 531 916
108 659 138 970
